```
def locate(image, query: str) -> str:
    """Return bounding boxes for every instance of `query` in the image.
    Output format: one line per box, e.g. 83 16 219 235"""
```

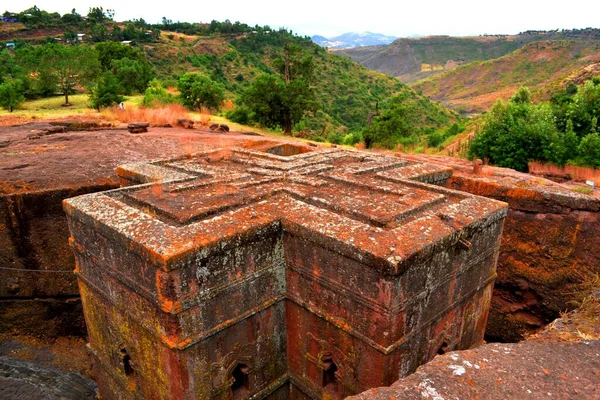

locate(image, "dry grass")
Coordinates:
101 104 194 127
0 114 31 126
530 274 600 342
529 161 600 186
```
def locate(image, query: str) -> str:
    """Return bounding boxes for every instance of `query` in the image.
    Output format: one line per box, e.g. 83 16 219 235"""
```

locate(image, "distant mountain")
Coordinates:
311 32 397 49
412 40 600 114
339 29 600 83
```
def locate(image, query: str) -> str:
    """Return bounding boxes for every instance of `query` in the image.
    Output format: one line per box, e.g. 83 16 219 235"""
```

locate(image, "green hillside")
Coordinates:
141 30 458 139
0 6 459 148
339 29 600 83
411 40 600 114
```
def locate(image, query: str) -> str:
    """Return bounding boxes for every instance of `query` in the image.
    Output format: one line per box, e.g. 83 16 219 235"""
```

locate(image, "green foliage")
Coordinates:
469 98 560 171
0 49 21 83
142 79 177 107
177 73 225 111
237 42 318 134
89 71 123 110
0 78 25 112
110 57 154 94
577 132 600 167
326 131 344 145
18 44 101 104
428 122 465 147
470 81 600 171
87 7 114 24
364 95 418 148
95 42 148 71
510 86 532 104
362 91 455 149
343 131 362 146
226 104 253 125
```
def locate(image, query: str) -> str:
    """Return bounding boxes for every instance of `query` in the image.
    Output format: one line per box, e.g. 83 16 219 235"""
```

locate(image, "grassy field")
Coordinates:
0 94 285 140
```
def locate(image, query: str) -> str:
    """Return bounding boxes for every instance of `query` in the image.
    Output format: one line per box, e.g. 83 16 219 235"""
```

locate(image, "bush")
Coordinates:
177 73 225 111
427 131 445 147
89 71 124 110
0 79 25 112
226 104 253 125
142 79 177 107
326 131 344 144
577 133 600 168
469 98 560 172
343 132 362 146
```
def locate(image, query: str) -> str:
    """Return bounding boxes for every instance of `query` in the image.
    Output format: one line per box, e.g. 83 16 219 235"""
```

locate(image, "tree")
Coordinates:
0 79 25 112
87 7 113 24
238 42 317 134
177 73 225 111
31 44 101 105
363 93 419 149
577 132 600 168
89 71 123 110
142 79 176 107
94 42 153 73
511 86 532 105
110 57 154 94
469 96 561 172
0 49 20 83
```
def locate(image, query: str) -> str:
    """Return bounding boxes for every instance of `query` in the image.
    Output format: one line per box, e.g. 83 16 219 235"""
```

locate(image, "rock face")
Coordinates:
0 357 97 400
349 290 600 399
402 154 600 342
127 122 149 134
64 147 506 399
0 124 292 338
348 340 600 400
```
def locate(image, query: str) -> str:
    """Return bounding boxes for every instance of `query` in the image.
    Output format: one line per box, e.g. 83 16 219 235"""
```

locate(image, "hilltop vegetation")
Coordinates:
469 82 600 171
0 6 458 149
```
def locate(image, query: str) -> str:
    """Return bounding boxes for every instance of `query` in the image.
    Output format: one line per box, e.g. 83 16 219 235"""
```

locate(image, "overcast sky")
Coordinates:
19 1 600 38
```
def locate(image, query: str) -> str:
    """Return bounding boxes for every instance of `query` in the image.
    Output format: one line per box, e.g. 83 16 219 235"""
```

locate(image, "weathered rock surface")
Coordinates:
402 153 600 342
176 118 194 129
66 147 506 398
209 123 230 132
127 122 149 133
348 340 600 399
0 357 97 400
0 124 289 337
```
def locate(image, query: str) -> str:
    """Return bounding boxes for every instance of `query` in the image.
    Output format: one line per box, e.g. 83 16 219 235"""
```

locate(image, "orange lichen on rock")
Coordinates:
400 152 600 342
64 147 507 399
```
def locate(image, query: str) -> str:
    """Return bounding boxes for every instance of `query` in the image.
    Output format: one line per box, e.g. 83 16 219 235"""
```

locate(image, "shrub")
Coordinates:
177 73 225 111
142 79 177 107
0 79 25 112
342 132 362 146
89 72 124 110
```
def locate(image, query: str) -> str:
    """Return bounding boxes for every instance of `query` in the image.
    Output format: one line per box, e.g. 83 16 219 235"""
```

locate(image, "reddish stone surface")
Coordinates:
347 340 600 400
64 147 506 399
0 123 292 338
402 153 600 342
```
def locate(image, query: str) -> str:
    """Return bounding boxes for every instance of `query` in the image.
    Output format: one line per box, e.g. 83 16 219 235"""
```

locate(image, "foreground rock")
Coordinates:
127 122 149 133
0 357 96 400
349 340 600 399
